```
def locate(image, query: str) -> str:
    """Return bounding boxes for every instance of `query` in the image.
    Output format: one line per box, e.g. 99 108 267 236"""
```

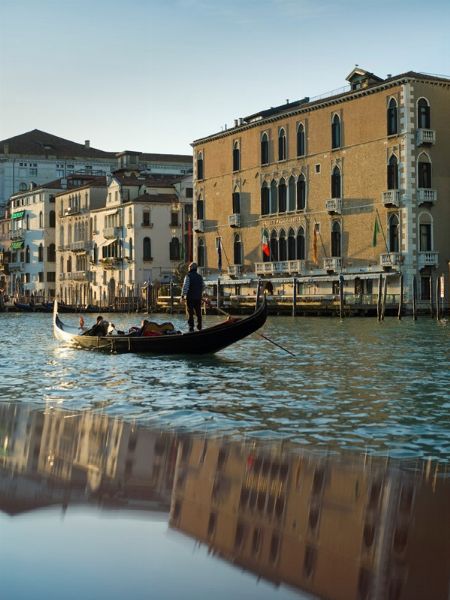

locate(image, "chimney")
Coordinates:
85 140 90 148
234 119 238 127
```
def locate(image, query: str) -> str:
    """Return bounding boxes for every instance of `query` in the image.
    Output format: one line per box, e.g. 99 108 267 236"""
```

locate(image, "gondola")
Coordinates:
53 298 267 355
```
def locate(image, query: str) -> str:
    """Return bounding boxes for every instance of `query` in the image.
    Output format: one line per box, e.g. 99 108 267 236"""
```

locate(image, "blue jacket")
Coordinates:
182 271 205 300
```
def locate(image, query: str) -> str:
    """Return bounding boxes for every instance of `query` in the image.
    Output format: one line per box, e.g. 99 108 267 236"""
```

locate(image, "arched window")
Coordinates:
233 234 242 264
270 180 278 214
93 243 98 264
417 98 430 129
60 257 64 274
261 182 270 215
49 210 55 228
387 155 399 190
196 151 204 180
129 238 133 260
232 188 240 214
270 230 278 261
59 226 64 248
418 154 432 188
278 179 287 213
331 114 341 149
39 211 43 228
196 195 204 219
288 228 296 259
94 216 97 233
387 98 398 135
419 213 432 251
388 214 399 252
261 132 269 165
297 227 305 260
170 237 180 260
26 214 30 230
25 245 30 263
67 255 72 272
297 175 306 210
279 230 287 261
331 166 341 199
297 123 305 156
331 222 341 257
38 244 43 262
68 224 72 244
128 207 132 227
288 177 296 211
143 237 152 261
232 141 240 171
278 128 286 161
47 243 56 262
197 238 205 267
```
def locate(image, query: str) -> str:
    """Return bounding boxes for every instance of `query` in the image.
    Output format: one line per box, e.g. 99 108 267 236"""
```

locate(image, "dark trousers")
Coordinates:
186 298 202 330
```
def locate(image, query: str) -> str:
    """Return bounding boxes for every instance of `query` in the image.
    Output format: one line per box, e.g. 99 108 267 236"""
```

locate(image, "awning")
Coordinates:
11 240 24 250
11 211 25 220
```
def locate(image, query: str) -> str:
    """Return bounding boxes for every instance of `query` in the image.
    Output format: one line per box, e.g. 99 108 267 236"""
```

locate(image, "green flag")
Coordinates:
372 217 379 247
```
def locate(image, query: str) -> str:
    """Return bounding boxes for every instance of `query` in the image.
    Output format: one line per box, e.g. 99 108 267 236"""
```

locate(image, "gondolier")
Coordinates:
181 262 205 332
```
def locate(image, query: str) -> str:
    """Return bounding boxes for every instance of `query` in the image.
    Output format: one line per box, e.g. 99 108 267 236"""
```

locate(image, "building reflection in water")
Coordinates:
1 403 449 600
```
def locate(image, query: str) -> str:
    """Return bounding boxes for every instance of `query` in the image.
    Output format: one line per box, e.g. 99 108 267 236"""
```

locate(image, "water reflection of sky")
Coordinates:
1 509 306 600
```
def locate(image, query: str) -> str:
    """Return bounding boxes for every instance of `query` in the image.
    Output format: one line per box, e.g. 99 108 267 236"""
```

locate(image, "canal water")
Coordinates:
1 311 449 461
1 313 449 599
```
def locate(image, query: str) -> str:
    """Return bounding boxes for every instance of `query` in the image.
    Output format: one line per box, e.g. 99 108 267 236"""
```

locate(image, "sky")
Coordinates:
0 0 449 156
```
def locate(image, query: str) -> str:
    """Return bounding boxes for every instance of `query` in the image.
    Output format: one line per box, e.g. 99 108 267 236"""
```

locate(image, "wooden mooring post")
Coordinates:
169 281 174 314
381 275 388 321
377 274 383 321
412 275 417 320
256 278 262 307
436 276 440 321
217 277 221 311
339 274 344 319
292 277 297 317
398 273 403 320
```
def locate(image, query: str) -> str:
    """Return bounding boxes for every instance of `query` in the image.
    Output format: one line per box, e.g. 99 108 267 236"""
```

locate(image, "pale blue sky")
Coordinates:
0 0 449 154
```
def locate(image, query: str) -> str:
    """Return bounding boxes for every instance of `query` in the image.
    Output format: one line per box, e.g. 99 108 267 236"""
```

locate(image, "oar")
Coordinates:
210 301 296 357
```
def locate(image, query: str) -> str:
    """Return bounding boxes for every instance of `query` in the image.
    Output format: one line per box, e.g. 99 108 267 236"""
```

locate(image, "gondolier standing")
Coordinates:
181 262 205 332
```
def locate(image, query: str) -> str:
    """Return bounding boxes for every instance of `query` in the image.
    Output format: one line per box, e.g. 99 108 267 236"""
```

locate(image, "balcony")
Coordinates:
8 261 24 271
255 260 306 276
194 219 204 233
70 270 91 281
417 188 437 206
228 264 242 277
99 257 122 269
103 226 122 239
418 251 439 270
416 129 436 146
70 240 93 253
325 198 342 215
380 252 402 269
64 206 81 216
323 257 342 272
228 214 241 228
10 228 25 240
382 190 400 208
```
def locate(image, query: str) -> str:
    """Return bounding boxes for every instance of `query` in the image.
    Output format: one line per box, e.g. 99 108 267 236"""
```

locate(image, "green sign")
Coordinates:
11 240 24 250
11 210 25 220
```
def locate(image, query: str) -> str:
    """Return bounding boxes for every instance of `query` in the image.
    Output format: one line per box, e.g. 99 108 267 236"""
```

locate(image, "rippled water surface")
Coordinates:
1 311 449 460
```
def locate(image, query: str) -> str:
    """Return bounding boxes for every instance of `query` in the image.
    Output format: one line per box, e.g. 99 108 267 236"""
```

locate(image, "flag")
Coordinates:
313 225 318 264
216 237 222 271
372 217 379 247
261 231 270 257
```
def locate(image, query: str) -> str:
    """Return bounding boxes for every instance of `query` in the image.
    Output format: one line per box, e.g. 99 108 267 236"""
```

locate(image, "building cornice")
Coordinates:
192 73 450 147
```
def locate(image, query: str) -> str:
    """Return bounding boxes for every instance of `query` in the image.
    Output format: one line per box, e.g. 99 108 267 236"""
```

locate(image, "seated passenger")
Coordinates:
82 315 109 336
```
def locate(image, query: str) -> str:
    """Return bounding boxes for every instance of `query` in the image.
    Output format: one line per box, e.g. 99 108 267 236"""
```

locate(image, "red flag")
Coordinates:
262 231 270 257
